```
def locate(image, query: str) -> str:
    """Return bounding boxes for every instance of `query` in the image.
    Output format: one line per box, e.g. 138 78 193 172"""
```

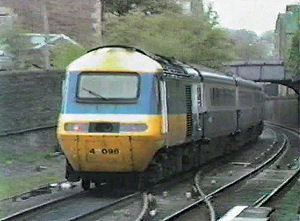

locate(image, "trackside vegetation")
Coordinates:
288 31 300 75
104 13 235 69
51 43 85 70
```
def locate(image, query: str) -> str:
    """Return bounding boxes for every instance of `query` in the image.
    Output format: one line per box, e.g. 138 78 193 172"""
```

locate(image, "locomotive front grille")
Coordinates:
89 123 119 133
185 86 193 137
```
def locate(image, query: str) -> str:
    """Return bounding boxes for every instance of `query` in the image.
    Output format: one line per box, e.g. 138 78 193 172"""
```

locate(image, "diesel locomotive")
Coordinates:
57 46 265 190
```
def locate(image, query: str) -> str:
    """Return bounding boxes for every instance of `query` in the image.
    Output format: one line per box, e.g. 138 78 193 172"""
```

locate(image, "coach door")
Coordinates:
163 78 187 146
160 79 168 138
193 84 203 140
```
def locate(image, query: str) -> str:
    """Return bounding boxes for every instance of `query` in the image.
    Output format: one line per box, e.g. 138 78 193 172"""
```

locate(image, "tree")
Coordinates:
205 2 219 26
287 31 300 75
138 0 181 15
104 13 235 69
260 30 275 44
226 29 272 60
0 28 32 68
104 0 137 16
227 29 259 45
104 0 181 16
51 43 86 69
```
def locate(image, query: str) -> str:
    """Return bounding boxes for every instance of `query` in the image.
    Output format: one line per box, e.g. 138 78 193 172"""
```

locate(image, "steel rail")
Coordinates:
2 123 296 221
0 125 56 137
68 192 141 221
253 168 300 208
1 191 141 221
1 191 85 221
253 121 300 208
264 121 300 135
217 124 300 221
162 133 288 221
0 180 68 203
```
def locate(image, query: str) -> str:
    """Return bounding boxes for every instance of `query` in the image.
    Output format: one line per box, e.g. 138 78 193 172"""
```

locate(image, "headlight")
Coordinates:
64 123 148 133
119 124 148 133
64 123 89 132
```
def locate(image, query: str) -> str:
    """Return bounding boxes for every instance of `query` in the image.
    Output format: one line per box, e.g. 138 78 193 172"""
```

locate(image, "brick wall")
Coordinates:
0 70 64 135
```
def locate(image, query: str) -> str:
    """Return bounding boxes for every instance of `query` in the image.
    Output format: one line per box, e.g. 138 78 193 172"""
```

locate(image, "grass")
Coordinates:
271 180 300 221
0 171 64 200
0 137 65 200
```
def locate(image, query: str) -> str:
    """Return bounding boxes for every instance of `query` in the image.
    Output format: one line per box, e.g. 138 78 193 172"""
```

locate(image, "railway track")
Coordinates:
160 130 287 220
158 123 299 221
0 125 56 137
1 190 142 221
2 124 298 221
130 125 280 220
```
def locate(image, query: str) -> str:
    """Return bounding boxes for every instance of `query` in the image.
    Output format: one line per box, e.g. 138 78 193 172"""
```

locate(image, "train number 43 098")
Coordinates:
89 148 120 155
101 148 120 155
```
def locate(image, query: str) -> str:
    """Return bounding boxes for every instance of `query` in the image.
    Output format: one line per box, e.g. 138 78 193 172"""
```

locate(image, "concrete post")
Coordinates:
42 0 50 70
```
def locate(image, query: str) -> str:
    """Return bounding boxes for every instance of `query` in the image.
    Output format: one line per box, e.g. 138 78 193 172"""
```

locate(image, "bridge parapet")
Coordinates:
223 60 300 94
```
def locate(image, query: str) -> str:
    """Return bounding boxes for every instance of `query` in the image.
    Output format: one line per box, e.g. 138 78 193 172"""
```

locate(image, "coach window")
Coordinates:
210 87 236 106
239 91 253 106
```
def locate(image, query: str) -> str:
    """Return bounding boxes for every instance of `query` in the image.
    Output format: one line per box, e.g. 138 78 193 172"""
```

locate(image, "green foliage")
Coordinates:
260 30 275 44
287 31 300 75
269 181 300 221
227 29 259 44
0 28 31 57
104 0 137 16
138 0 182 15
205 2 219 26
104 13 235 69
104 0 181 16
226 29 274 60
234 42 269 60
51 43 85 69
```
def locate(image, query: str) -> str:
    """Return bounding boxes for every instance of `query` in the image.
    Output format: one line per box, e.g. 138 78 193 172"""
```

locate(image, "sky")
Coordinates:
203 0 300 35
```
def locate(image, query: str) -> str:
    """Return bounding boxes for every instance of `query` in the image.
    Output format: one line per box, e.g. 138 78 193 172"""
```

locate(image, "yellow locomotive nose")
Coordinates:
77 135 134 172
57 116 165 173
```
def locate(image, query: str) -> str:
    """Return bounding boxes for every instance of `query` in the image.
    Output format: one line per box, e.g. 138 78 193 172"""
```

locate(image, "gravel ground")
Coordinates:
175 127 282 221
147 127 279 220
266 127 300 221
268 178 300 221
2 125 297 221
177 125 300 221
80 194 143 221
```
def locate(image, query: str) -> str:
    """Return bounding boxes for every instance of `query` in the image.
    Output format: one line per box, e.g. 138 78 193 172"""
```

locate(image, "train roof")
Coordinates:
235 77 262 90
67 45 261 90
67 46 163 73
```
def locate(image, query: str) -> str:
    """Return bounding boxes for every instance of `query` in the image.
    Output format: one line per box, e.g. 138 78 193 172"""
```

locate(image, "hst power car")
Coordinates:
57 46 264 190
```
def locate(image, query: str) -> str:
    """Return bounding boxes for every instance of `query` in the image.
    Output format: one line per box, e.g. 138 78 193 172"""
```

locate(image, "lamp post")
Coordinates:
42 0 50 70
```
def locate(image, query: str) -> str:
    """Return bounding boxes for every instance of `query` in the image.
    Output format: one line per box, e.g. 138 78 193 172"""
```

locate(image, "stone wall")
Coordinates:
0 70 64 135
1 72 299 136
264 96 299 129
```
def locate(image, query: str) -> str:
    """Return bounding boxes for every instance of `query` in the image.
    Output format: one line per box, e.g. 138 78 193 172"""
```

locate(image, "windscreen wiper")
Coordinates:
82 87 108 101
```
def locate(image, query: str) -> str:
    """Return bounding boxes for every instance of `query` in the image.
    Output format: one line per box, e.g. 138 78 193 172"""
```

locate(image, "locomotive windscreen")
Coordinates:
77 73 140 102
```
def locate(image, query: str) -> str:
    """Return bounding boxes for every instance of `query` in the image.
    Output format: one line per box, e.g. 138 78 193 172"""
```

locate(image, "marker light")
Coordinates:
65 123 89 132
119 124 148 133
